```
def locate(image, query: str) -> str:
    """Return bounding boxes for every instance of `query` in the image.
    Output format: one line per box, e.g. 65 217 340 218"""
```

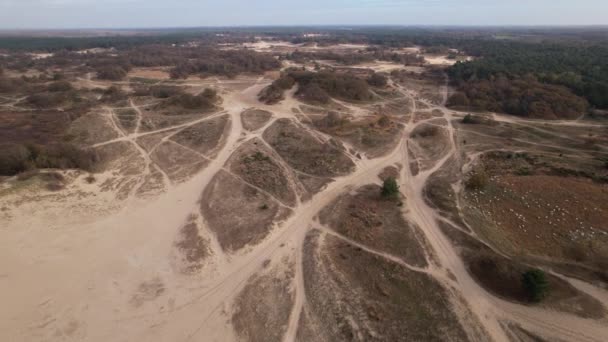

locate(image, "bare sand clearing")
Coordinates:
129 68 172 80
1 58 607 342
424 54 473 66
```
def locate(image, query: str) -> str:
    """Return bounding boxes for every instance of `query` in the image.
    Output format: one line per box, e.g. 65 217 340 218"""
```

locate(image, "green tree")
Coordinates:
522 269 549 303
381 177 400 199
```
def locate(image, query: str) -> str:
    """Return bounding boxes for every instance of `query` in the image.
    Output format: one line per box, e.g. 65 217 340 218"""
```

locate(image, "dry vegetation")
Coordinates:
301 231 469 341
319 184 428 267
263 118 355 177
200 170 292 252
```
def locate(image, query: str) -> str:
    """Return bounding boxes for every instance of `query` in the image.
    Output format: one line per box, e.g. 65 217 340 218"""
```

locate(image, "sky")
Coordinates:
0 0 606 29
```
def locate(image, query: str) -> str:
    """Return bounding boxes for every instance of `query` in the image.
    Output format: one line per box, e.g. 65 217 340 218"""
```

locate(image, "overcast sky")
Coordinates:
0 0 606 29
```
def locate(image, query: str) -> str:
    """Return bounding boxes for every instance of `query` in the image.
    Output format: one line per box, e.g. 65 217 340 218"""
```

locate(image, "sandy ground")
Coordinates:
1 59 607 342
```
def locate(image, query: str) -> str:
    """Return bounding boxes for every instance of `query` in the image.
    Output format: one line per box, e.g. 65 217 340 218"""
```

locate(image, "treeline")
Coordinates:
0 45 281 80
0 33 208 52
0 142 98 176
168 49 280 79
448 76 588 120
285 48 424 67
286 51 375 66
448 41 608 114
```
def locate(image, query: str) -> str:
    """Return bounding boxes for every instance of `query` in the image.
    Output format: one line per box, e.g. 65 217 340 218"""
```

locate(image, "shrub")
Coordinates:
0 143 32 175
448 92 470 107
465 168 489 190
47 81 73 92
97 66 128 80
258 76 295 104
31 143 98 171
149 85 183 98
462 114 479 124
522 269 549 302
166 93 216 110
201 88 217 100
515 166 532 176
0 143 97 176
368 73 388 87
297 83 331 104
381 177 400 199
25 93 64 108
85 174 96 184
378 115 391 127
101 86 127 102
46 182 64 192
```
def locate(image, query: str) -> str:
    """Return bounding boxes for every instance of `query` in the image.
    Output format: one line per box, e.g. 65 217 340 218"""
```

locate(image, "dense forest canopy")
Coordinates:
448 41 608 110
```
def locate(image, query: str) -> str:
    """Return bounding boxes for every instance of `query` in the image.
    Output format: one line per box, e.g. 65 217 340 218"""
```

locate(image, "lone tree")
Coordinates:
381 177 400 199
522 269 549 303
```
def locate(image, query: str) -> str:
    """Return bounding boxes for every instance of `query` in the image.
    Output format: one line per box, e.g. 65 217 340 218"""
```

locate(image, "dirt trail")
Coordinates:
2 71 608 342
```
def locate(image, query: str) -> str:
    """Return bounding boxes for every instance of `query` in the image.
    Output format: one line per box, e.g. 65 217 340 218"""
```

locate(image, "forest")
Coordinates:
447 41 608 116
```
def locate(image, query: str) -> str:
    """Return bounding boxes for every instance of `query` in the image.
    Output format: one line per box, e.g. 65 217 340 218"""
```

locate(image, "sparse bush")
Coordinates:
462 114 479 124
47 80 73 92
25 93 64 108
46 182 64 192
39 171 65 182
381 177 400 199
515 166 532 176
377 115 391 127
259 203 269 210
322 111 344 128
465 168 489 190
258 84 285 104
522 269 549 303
288 69 372 102
101 85 127 102
272 75 296 90
16 169 40 181
149 85 183 98
96 66 128 80
0 142 97 176
367 73 388 87
166 92 216 110
0 143 32 175
85 174 96 184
